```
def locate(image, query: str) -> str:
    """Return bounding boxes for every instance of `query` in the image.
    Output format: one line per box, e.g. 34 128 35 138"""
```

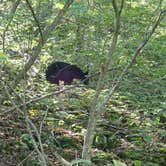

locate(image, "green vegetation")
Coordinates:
0 0 165 166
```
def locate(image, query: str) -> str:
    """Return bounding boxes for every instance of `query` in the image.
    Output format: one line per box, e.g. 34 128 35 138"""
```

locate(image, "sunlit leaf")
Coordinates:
113 160 127 166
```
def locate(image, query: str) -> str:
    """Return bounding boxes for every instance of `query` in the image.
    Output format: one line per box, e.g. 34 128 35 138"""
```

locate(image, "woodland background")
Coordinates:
0 0 166 166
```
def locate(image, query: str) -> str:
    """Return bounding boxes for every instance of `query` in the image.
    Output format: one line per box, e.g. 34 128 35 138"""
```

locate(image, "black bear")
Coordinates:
45 62 88 85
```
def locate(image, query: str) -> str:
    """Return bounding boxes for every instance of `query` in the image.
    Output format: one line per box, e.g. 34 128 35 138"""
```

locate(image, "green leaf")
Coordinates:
133 160 142 166
143 134 152 143
0 52 7 61
113 160 127 166
71 159 92 165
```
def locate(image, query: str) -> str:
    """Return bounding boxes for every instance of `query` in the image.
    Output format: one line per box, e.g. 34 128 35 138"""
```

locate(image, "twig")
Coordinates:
0 80 47 165
54 151 71 166
0 0 75 104
25 0 44 43
1 79 72 165
17 150 35 166
82 4 166 163
98 9 166 118
5 84 84 114
82 0 124 161
2 0 21 52
39 106 49 134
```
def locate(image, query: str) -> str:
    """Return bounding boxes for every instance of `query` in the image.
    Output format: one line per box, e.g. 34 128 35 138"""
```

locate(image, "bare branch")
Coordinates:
54 151 71 166
0 79 71 166
25 116 47 166
82 0 124 161
17 150 35 166
13 0 74 85
119 0 125 14
0 0 74 104
105 0 124 69
25 0 44 43
4 84 84 114
0 79 47 165
98 9 166 113
39 107 49 134
81 4 166 163
2 0 21 52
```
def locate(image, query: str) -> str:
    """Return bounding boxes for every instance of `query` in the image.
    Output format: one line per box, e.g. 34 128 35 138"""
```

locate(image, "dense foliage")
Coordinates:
0 0 165 166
